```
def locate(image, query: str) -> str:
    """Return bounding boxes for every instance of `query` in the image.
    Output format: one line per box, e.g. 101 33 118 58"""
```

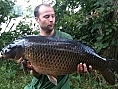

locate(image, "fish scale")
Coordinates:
0 35 118 85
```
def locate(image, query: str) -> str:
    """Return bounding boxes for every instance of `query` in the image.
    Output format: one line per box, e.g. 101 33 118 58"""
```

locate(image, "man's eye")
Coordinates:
52 15 55 18
44 15 49 18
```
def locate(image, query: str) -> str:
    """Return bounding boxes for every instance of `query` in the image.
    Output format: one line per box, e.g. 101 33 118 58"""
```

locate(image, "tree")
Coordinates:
100 0 118 59
0 0 15 49
54 0 118 59
0 0 15 25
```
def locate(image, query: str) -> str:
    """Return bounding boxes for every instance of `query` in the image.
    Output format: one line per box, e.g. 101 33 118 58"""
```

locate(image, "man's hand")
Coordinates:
77 63 93 74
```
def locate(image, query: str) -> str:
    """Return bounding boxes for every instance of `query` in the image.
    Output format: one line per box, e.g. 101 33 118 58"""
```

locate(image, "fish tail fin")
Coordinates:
108 59 118 73
101 68 115 85
101 59 118 85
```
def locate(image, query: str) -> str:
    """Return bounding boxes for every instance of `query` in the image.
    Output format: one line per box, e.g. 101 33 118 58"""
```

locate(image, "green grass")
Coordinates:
0 60 32 89
0 59 118 89
70 72 118 89
0 72 32 89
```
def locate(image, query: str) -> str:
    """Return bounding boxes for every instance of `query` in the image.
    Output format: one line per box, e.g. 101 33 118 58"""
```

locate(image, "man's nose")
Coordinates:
49 17 53 22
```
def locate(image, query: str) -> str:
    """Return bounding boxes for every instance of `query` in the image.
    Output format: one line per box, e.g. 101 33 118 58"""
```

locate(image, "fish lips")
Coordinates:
0 52 2 58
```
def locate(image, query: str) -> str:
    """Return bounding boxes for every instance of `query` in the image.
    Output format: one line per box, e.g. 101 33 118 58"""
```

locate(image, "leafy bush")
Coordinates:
54 0 118 54
0 0 14 24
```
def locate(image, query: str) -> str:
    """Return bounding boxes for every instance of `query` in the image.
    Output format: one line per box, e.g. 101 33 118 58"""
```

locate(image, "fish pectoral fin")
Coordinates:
21 59 29 74
47 75 57 85
14 46 23 60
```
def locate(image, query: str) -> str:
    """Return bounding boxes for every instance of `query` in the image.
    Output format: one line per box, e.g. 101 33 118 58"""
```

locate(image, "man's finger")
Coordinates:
77 63 83 74
83 63 87 73
88 65 93 73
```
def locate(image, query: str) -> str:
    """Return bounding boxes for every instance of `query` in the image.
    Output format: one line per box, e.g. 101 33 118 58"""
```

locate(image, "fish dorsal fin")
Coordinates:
47 75 57 85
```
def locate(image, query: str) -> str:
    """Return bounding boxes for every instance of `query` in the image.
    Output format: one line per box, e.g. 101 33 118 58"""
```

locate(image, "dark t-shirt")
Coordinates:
24 30 73 89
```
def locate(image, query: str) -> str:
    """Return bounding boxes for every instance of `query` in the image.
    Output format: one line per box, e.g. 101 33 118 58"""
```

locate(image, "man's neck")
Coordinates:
39 29 54 36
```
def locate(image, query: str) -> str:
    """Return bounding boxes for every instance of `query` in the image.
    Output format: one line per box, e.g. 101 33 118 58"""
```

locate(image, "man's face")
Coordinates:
36 6 55 32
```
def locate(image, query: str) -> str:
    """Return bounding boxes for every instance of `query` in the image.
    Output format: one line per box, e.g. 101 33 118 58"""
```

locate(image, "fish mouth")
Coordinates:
0 52 2 58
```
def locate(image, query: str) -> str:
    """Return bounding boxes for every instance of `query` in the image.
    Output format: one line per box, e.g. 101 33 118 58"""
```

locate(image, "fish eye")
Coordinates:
6 44 16 51
7 45 11 49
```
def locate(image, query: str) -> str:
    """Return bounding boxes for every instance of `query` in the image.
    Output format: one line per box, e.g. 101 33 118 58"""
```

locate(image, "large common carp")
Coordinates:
0 35 118 85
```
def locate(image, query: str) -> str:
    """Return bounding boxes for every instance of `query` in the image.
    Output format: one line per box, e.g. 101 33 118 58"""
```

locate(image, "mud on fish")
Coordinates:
0 35 118 85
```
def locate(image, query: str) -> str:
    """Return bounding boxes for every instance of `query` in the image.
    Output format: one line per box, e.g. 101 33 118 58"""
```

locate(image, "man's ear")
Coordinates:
35 17 39 23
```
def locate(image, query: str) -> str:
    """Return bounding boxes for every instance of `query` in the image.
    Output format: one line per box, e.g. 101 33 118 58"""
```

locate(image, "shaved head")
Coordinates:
34 4 53 17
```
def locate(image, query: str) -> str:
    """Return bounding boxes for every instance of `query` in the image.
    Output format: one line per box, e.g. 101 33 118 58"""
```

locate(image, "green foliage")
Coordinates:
76 0 118 52
0 1 38 88
0 19 38 88
0 60 32 89
0 0 118 88
70 73 118 89
0 20 39 89
54 0 118 53
0 0 15 24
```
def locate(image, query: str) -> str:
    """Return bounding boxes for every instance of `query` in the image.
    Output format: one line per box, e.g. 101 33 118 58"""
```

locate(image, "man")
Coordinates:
24 4 92 89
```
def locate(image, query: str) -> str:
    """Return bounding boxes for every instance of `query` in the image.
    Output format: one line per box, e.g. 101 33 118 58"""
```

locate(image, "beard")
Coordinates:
41 25 54 34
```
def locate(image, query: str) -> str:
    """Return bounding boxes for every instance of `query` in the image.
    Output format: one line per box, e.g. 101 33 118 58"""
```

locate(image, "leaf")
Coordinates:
96 36 103 41
102 43 109 48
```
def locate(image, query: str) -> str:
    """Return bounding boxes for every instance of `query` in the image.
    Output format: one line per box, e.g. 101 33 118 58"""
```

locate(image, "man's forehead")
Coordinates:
38 6 55 15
